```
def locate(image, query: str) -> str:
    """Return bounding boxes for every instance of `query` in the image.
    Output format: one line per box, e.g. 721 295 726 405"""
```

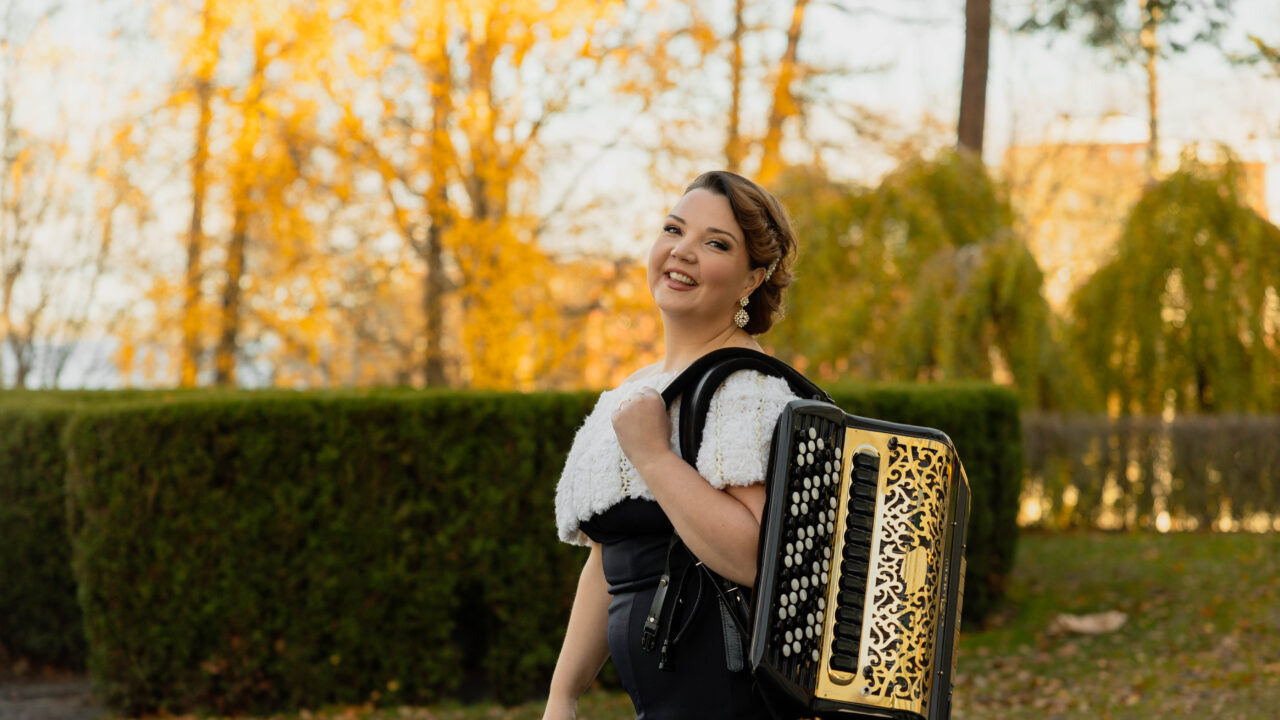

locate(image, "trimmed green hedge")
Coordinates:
0 404 88 668
2 383 1019 715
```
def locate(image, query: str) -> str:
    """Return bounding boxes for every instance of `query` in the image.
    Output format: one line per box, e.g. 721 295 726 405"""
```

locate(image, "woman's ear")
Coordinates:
743 266 766 298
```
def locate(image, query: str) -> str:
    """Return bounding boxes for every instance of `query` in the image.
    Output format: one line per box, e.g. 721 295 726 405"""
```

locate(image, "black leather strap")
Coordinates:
659 347 831 463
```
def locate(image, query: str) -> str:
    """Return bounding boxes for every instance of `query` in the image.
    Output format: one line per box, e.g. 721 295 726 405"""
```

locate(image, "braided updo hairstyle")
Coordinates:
685 171 798 335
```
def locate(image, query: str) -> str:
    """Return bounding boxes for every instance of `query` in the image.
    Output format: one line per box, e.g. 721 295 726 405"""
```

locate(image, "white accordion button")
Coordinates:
791 578 800 591
796 452 805 466
803 477 812 490
823 547 831 559
805 626 814 640
790 505 799 517
816 609 824 624
817 438 825 450
779 593 789 606
782 643 791 657
799 588 808 601
821 571 829 584
807 612 815 626
790 591 798 604
806 452 815 464
827 521 835 535
807 440 816 452
808 427 817 440
784 554 793 568
778 607 786 620
792 640 802 655
804 537 813 551
788 605 797 618
801 489 810 503
785 629 794 643
800 502 809 515
786 542 794 554
812 649 821 662
817 597 826 610
822 558 831 572
824 461 832 473
791 491 800 504
829 496 838 509
800 576 810 589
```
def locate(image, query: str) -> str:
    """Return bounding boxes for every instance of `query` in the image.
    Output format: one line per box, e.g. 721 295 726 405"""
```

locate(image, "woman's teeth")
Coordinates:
668 271 696 285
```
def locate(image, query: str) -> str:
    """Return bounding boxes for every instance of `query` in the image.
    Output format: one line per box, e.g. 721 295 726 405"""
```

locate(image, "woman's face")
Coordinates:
647 188 762 329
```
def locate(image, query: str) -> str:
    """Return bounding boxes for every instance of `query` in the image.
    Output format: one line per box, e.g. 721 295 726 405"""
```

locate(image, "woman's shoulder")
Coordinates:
716 365 800 399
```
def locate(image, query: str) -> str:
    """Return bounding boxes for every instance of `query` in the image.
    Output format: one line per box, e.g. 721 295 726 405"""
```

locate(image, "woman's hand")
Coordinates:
610 386 675 470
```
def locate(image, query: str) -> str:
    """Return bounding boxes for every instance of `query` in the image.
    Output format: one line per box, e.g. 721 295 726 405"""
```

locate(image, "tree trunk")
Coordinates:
758 0 808 186
214 205 247 387
957 0 991 154
725 0 745 172
424 25 452 387
182 5 215 388
1140 0 1159 176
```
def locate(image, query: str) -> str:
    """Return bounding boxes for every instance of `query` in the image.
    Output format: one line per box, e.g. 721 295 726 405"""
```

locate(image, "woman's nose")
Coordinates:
670 235 697 262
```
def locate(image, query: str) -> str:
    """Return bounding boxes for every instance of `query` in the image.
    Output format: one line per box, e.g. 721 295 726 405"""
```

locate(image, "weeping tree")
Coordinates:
771 153 1073 409
1071 158 1280 414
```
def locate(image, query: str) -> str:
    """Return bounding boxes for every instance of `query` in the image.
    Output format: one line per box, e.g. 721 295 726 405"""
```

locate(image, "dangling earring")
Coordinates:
734 297 750 328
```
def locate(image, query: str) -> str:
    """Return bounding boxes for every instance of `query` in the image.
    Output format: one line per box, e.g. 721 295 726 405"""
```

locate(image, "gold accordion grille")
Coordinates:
816 430 957 716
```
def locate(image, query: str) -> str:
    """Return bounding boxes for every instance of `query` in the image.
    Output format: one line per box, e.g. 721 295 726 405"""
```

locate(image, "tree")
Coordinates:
322 0 629 388
1019 0 1234 174
0 0 130 388
770 153 1072 409
1071 157 1280 413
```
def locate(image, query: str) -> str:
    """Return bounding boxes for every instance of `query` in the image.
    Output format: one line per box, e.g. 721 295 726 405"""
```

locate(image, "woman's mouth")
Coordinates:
666 271 697 287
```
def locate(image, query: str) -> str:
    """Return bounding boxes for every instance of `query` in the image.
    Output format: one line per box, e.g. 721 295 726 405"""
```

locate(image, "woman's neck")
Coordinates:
659 321 759 373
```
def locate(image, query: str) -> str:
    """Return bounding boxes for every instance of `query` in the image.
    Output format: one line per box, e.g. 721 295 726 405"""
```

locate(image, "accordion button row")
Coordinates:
767 416 846 689
827 451 880 676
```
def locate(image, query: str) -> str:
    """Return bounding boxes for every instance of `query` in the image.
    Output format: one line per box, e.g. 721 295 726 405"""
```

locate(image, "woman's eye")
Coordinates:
663 224 681 235
708 239 728 250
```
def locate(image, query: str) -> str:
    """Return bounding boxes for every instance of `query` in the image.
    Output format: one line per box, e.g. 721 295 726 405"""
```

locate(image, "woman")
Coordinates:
545 171 800 720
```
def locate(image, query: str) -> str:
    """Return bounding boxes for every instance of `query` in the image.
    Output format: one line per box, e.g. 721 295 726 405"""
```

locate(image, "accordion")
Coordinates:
750 400 970 720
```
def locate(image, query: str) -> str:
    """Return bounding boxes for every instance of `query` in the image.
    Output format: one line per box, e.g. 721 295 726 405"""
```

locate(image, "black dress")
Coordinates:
580 497 769 720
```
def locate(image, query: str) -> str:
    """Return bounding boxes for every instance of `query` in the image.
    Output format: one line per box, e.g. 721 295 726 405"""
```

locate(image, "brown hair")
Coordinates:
685 171 797 335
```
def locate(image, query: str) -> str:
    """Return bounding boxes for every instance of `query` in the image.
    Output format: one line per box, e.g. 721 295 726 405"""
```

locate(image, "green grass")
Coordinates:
113 532 1280 720
954 531 1280 720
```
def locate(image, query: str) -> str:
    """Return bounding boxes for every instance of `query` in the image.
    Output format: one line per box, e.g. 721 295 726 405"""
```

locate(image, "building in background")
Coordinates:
1003 113 1275 311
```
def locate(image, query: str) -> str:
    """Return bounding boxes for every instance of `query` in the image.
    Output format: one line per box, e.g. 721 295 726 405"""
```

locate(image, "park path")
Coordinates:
0 678 106 720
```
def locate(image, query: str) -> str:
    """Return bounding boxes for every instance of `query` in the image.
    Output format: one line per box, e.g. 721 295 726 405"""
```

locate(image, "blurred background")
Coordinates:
2 2 1279 717
5 0 1278 533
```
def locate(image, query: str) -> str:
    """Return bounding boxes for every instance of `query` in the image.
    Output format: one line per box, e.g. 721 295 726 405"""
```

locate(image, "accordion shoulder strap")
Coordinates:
647 348 828 696
660 347 831 463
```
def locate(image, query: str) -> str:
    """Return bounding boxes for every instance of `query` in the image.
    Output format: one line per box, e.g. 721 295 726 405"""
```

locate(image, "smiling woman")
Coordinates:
546 171 802 720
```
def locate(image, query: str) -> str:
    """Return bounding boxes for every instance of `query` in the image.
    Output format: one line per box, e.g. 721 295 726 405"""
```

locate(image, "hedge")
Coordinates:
0 390 157 668
2 383 1020 715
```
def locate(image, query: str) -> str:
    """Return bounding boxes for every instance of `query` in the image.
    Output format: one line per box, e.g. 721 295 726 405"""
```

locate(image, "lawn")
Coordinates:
121 532 1280 720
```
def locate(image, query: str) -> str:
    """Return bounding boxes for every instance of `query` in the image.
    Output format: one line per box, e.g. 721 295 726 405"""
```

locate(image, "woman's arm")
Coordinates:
612 387 767 587
543 541 611 720
629 450 765 586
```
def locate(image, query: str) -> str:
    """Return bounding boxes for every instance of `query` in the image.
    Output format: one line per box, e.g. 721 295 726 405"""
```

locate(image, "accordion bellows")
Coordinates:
750 400 970 720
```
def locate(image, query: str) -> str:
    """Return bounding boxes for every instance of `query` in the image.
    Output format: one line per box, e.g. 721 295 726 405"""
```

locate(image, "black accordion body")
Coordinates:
659 349 970 720
750 400 970 720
